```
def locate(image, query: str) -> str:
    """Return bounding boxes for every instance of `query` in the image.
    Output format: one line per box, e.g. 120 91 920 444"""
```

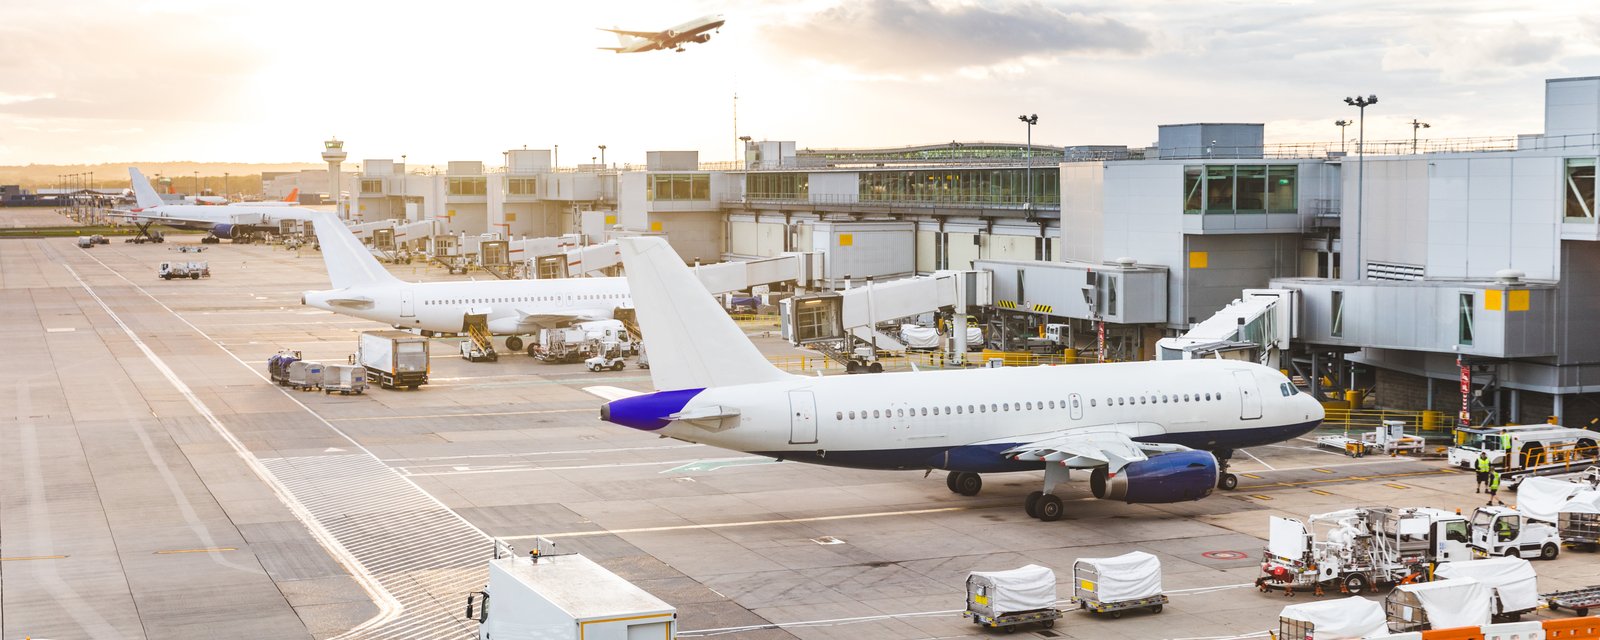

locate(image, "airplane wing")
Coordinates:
1000 429 1193 473
597 27 663 38
104 210 213 225
514 308 614 328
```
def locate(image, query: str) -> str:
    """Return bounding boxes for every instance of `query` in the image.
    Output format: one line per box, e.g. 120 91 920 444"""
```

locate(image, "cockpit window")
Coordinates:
1281 382 1295 397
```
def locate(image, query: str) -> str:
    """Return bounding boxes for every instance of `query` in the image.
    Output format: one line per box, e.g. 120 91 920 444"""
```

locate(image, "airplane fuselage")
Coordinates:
304 277 633 336
606 359 1324 473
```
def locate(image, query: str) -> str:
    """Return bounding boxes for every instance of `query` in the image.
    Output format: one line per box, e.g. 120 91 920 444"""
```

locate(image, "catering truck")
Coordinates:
465 539 676 640
357 330 429 390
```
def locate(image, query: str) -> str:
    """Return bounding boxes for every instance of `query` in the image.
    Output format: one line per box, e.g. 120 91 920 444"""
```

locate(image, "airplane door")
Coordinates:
788 391 817 444
401 290 415 318
1233 370 1261 420
1069 393 1083 420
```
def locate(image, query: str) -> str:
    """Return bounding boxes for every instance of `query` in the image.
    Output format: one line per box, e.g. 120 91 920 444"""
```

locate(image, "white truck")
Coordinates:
1447 425 1599 472
1259 506 1472 595
158 261 210 280
1469 506 1561 560
357 330 429 390
465 540 676 640
532 320 630 363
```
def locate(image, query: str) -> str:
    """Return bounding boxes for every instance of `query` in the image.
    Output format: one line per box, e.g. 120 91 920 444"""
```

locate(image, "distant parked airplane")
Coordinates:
108 168 316 241
599 14 725 53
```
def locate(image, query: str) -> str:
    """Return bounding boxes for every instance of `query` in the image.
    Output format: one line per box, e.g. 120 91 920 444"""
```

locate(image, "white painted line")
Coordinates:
397 456 768 477
379 443 703 462
333 407 591 422
1238 448 1275 471
509 505 976 540
45 327 76 333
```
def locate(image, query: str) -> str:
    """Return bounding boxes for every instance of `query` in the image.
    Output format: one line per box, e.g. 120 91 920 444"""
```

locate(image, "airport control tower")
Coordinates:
321 137 347 215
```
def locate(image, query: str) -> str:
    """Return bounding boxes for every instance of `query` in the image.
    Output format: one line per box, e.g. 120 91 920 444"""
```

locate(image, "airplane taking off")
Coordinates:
592 237 1326 521
109 168 316 241
299 213 632 353
599 14 725 53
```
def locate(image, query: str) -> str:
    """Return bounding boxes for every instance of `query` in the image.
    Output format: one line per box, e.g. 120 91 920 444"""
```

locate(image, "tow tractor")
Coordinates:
1469 506 1562 561
1447 425 1599 481
584 340 629 372
1258 506 1471 596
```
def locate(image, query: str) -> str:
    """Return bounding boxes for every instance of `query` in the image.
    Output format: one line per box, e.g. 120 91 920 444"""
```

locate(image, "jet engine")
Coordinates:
690 34 711 43
1090 450 1217 503
211 223 241 239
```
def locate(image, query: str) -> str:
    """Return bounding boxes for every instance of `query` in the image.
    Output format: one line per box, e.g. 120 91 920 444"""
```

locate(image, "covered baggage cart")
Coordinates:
267 350 301 386
1072 551 1166 618
1516 476 1587 523
1278 596 1388 640
322 364 366 395
287 360 324 391
1384 578 1491 631
1432 557 1539 620
963 564 1061 632
1558 490 1600 547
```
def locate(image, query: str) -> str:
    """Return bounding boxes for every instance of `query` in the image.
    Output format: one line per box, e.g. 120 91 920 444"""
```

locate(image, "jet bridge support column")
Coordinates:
951 282 968 367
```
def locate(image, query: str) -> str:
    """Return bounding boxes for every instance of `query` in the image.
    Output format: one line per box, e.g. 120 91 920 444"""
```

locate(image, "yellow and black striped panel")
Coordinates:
997 300 1018 310
1031 304 1053 314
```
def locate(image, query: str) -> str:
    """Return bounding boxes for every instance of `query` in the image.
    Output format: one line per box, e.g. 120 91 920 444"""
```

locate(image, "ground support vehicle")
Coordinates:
1278 597 1388 639
267 349 302 386
358 330 429 390
287 361 324 391
637 343 650 369
1469 506 1562 560
1315 420 1424 457
1432 557 1540 621
158 261 209 280
1556 488 1600 549
77 236 93 248
321 364 366 395
93 234 109 244
585 353 627 372
1448 426 1599 481
464 539 676 639
458 339 497 363
963 564 1061 633
1072 552 1166 618
1385 578 1492 632
1544 586 1600 617
531 320 629 363
1258 507 1471 596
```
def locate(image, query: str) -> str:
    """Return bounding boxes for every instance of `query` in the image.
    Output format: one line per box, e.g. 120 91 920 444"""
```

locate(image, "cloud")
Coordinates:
1382 21 1563 83
767 0 1150 72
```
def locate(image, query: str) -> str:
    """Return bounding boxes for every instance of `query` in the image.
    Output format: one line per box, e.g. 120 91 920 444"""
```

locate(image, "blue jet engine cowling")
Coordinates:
1090 450 1218 503
212 223 240 239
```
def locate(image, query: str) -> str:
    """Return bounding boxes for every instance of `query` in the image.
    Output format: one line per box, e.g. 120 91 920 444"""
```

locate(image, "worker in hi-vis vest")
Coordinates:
1486 470 1504 506
1500 431 1513 470
1475 452 1492 493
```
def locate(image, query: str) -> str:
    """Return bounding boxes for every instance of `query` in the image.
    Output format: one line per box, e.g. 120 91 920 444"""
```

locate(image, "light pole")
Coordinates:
554 145 559 169
1335 119 1352 153
1018 113 1038 218
224 172 230 201
738 135 752 168
598 144 607 168
193 171 200 197
1344 94 1378 281
1410 119 1431 154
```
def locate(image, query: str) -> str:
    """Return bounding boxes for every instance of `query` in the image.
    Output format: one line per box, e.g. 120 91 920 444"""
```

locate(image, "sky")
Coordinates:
2 0 1598 167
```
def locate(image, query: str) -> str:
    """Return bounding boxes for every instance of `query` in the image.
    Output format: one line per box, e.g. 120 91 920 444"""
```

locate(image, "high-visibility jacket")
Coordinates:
1501 433 1512 450
1476 457 1492 473
1489 473 1501 491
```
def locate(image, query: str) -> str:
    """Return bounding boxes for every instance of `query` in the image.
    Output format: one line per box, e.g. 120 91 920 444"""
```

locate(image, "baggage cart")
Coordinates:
287 360 324 390
1432 557 1539 621
1278 596 1388 640
1384 578 1491 632
268 350 301 386
1544 585 1600 617
963 565 1061 632
1072 551 1166 618
1558 490 1600 548
321 364 366 395
77 236 94 248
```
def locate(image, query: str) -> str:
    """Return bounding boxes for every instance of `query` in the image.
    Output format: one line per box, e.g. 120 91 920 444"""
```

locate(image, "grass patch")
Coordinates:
0 225 204 238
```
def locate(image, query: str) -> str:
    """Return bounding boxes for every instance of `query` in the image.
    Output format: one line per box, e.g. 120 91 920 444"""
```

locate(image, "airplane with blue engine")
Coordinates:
108 167 317 242
590 237 1326 521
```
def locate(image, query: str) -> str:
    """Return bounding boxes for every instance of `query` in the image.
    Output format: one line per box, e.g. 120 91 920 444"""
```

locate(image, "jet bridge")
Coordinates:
1156 289 1299 370
780 270 993 366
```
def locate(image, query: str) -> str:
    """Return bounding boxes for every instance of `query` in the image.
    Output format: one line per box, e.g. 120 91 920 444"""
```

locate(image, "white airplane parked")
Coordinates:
110 168 316 241
299 212 632 353
592 237 1326 521
598 14 725 53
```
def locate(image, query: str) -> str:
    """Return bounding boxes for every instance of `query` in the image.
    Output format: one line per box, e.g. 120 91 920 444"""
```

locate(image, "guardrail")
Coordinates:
1320 408 1440 430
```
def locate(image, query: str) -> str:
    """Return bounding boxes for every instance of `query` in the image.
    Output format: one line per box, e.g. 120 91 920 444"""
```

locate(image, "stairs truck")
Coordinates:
358 330 430 390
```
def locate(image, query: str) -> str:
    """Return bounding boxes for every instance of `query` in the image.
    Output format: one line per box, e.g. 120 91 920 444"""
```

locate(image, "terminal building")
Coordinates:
334 74 1600 427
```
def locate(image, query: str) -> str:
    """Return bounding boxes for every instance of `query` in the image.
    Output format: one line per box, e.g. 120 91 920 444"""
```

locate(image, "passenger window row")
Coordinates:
836 399 1069 421
423 293 628 306
1103 392 1222 407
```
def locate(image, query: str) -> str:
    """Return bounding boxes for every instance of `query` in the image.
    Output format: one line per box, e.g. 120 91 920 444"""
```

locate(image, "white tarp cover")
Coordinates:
1076 551 1162 602
899 324 939 349
1268 516 1308 559
1517 477 1586 522
1559 490 1600 515
968 564 1056 614
1396 578 1491 628
1280 596 1388 639
966 327 983 346
1432 558 1539 614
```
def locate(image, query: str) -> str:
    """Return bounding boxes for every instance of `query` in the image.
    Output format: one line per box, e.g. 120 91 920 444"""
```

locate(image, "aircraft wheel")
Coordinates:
1024 491 1044 518
1219 473 1239 491
505 336 524 352
946 471 961 493
954 472 982 496
1036 494 1064 522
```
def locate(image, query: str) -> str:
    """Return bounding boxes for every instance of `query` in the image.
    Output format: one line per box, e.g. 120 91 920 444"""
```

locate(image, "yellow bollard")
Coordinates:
1344 389 1364 409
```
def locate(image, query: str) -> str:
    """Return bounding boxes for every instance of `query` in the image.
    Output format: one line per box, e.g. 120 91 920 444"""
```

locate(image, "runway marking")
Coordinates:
155 547 237 555
0 555 68 561
1241 473 1263 479
380 443 702 463
1384 483 1410 489
1310 489 1333 496
1238 448 1275 471
397 456 770 477
45 327 75 332
509 505 979 540
1249 494 1273 500
332 407 590 421
1313 468 1335 473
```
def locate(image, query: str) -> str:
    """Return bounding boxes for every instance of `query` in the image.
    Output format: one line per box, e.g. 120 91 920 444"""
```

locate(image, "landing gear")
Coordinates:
505 336 524 352
1214 448 1238 491
1025 464 1072 522
946 471 982 496
1034 494 1064 522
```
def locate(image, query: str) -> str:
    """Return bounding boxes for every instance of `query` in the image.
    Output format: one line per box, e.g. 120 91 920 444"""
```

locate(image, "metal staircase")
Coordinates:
462 313 498 362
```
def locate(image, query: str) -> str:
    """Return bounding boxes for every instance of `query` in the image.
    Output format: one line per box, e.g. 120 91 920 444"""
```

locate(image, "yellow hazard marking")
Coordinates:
0 555 67 562
155 547 236 555
1384 483 1409 489
1313 468 1335 474
1310 489 1332 496
1242 473 1263 479
1250 494 1273 500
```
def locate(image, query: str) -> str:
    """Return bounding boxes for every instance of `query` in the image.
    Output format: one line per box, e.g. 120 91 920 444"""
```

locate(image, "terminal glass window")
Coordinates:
1330 291 1344 338
649 174 711 201
1183 167 1203 214
858 168 1059 206
361 179 383 193
746 172 809 200
508 178 538 196
1565 158 1596 220
1458 292 1475 346
1267 166 1297 212
1183 164 1298 214
448 177 487 196
1235 165 1267 213
1205 165 1235 213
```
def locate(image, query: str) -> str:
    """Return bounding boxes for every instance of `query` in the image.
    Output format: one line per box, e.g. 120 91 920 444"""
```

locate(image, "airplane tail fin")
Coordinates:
283 188 299 203
618 237 791 391
308 212 401 289
128 167 165 209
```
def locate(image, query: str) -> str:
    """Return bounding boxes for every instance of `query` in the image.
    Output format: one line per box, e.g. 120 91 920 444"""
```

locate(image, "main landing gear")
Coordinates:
1215 448 1239 491
505 335 524 352
946 463 1072 523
